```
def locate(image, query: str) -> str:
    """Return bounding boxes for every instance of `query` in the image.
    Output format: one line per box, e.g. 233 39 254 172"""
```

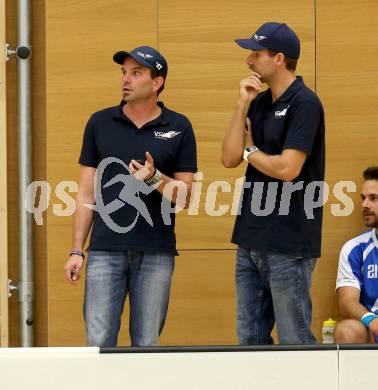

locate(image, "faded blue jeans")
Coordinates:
84 250 174 347
236 247 317 345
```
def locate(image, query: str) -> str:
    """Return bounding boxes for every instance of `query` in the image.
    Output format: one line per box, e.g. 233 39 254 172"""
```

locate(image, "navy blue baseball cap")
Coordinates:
113 45 168 78
235 22 300 60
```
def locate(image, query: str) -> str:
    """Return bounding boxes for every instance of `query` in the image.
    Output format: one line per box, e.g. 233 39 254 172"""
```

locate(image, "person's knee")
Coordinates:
334 319 368 343
86 330 116 347
131 326 159 347
85 313 120 347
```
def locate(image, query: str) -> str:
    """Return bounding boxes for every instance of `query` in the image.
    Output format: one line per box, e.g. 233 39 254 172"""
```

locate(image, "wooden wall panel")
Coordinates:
45 0 158 346
48 249 236 346
159 0 316 249
24 0 378 346
161 250 236 345
44 0 318 345
159 0 322 341
30 0 48 348
315 0 378 331
5 0 19 347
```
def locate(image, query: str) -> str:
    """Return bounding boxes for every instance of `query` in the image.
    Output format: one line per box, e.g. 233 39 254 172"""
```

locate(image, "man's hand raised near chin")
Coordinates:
239 71 262 105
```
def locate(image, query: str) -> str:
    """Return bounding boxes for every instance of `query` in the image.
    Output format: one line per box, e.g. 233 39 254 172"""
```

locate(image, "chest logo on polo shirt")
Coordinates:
275 105 290 118
154 130 181 140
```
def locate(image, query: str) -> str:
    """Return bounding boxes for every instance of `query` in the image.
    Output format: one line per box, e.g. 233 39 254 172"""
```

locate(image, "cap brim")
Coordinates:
113 51 129 64
113 51 153 68
235 38 266 51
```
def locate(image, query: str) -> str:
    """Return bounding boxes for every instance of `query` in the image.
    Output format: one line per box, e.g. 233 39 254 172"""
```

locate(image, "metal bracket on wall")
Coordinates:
8 279 19 297
5 43 31 61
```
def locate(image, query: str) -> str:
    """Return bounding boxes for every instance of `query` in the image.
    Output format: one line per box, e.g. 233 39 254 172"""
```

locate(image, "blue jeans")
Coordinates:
236 247 317 345
84 250 174 347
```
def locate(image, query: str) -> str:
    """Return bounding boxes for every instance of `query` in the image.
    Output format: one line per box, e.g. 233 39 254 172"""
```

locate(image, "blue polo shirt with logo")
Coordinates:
79 101 197 254
232 76 325 259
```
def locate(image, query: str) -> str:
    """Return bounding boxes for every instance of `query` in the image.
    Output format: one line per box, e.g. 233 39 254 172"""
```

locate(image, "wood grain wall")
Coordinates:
313 0 378 334
5 0 378 346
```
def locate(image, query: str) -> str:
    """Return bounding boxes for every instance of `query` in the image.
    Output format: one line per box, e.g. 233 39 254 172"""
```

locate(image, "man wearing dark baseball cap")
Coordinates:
65 45 197 347
235 22 300 60
113 45 168 78
222 22 325 345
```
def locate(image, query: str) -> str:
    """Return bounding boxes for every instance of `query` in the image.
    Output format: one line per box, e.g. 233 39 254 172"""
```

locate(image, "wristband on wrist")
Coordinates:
360 312 378 328
70 250 85 259
144 168 162 186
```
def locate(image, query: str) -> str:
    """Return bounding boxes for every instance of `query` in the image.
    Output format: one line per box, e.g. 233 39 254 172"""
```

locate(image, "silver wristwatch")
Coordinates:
243 145 259 161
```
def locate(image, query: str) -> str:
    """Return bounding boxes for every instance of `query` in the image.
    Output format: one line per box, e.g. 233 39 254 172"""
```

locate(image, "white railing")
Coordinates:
0 346 376 390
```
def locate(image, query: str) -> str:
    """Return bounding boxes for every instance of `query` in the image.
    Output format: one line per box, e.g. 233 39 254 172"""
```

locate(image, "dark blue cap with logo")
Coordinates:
113 45 168 78
235 22 300 60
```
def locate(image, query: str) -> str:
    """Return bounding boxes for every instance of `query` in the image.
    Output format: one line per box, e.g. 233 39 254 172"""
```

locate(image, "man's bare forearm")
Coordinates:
339 296 370 320
71 194 94 250
222 100 249 168
153 174 193 209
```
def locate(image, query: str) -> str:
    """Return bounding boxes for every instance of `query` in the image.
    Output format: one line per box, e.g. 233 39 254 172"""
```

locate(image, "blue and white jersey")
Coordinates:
336 228 378 315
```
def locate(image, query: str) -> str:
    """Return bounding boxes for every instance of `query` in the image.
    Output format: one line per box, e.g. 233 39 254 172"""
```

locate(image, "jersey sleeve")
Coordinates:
336 243 363 290
283 100 323 156
78 115 100 168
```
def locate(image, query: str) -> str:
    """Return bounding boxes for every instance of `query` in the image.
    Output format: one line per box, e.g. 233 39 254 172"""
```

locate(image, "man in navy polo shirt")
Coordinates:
222 22 325 344
64 46 197 347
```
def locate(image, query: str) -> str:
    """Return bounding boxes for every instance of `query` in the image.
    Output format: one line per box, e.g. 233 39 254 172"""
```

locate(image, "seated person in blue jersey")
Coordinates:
335 167 378 343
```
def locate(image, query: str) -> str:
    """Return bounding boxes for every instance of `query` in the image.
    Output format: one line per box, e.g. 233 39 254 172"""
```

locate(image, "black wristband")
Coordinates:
144 168 162 186
70 250 85 259
144 168 156 182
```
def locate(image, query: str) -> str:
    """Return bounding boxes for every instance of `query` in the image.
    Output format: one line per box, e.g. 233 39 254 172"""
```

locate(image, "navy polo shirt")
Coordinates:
232 77 325 258
79 101 197 254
